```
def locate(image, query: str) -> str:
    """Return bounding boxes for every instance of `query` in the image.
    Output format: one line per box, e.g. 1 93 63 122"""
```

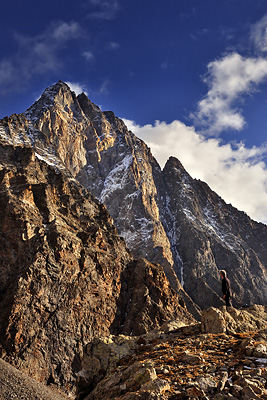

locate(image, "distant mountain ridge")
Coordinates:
1 80 267 311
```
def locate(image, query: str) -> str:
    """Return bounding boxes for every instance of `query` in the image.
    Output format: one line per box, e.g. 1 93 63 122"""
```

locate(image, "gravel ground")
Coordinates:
0 358 71 400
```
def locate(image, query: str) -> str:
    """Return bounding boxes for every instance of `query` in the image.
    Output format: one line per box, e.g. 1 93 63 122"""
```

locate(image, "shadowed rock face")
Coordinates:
0 143 130 390
0 142 193 394
1 81 267 312
161 157 267 309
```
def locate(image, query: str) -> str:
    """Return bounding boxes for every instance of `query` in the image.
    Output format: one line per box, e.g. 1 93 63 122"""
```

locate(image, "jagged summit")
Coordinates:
24 81 83 122
42 79 71 95
26 81 70 110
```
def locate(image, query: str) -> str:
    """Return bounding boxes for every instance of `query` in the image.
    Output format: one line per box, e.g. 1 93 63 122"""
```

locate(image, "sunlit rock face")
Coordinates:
21 81 180 292
0 142 192 394
0 143 130 391
2 80 267 312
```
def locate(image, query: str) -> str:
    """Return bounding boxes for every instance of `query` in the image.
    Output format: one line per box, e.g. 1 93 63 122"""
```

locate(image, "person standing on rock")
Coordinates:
220 270 232 307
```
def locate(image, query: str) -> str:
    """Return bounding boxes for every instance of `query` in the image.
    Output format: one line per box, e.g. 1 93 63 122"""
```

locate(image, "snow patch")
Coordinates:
256 358 267 364
183 203 240 252
121 220 152 249
100 154 133 202
164 194 185 286
35 152 57 167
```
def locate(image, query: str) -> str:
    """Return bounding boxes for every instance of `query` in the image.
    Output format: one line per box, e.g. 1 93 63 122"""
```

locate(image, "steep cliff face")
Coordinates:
21 82 179 291
0 142 130 390
161 157 267 308
0 141 193 394
2 81 267 311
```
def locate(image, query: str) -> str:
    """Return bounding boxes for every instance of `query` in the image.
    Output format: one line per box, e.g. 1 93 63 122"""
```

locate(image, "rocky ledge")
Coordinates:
77 306 267 400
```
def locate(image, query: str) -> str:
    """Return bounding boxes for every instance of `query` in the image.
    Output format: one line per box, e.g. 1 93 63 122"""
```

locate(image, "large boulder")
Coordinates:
201 305 267 334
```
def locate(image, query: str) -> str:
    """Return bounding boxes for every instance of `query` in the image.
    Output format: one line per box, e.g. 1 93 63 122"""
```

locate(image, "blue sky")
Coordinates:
1 0 267 223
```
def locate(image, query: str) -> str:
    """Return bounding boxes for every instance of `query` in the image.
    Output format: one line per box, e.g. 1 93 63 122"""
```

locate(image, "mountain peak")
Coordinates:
24 81 80 121
42 80 72 97
3 81 267 315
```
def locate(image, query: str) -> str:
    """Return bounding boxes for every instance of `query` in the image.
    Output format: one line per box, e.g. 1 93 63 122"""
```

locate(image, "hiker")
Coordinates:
219 269 232 307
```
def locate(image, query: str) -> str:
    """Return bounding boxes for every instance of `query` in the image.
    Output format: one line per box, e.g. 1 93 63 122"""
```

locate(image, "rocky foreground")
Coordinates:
1 306 267 399
76 305 267 400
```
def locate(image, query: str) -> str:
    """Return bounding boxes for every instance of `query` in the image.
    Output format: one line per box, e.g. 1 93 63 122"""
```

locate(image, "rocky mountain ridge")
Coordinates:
1 81 266 310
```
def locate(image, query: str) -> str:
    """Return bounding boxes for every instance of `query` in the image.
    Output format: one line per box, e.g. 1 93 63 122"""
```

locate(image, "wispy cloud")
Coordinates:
250 14 267 53
107 41 120 50
191 53 267 135
190 28 209 41
124 118 267 223
52 21 81 41
0 21 82 95
160 62 172 71
83 50 95 61
99 79 111 94
86 0 120 20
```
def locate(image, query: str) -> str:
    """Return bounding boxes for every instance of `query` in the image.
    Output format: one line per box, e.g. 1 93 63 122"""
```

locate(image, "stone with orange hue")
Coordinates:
201 305 267 334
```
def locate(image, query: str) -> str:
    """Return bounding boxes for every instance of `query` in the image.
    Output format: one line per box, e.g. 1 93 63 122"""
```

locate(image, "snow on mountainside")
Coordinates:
1 80 267 312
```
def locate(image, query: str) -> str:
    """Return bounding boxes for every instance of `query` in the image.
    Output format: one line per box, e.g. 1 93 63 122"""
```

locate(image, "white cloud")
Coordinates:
191 53 267 135
99 79 110 94
65 81 88 95
124 118 267 224
250 14 267 53
0 59 17 85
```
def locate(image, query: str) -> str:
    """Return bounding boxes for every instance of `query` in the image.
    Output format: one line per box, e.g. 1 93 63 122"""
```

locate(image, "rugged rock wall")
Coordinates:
23 82 180 292
0 142 193 394
1 81 267 311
